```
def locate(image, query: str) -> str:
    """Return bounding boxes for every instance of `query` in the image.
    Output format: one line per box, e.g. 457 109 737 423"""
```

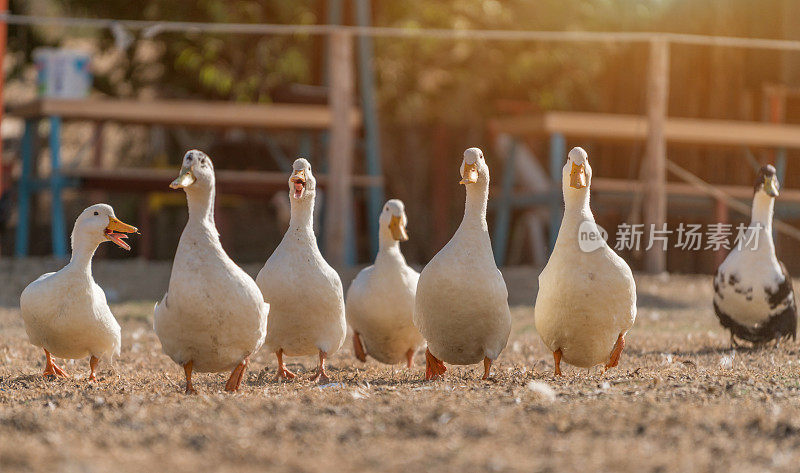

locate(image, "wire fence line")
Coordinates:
6 13 800 52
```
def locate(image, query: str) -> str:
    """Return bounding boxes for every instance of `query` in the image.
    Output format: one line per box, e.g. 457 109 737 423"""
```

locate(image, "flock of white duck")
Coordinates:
18 146 795 393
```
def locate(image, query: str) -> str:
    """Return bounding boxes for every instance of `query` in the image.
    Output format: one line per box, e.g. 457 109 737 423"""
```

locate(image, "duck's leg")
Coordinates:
183 361 197 394
605 333 626 370
88 356 99 381
310 350 330 384
274 349 296 381
405 348 414 368
225 356 249 392
481 357 493 380
42 349 69 378
353 331 367 362
553 349 563 376
424 348 447 380
729 333 739 349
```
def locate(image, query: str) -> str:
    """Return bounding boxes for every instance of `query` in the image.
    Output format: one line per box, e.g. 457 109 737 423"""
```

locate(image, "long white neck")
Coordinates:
562 184 593 226
376 225 406 266
751 191 774 231
185 184 216 231
461 180 489 232
289 192 315 237
67 233 98 275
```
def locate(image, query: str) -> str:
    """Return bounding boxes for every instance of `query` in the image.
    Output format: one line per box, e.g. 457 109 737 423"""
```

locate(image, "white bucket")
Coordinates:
33 48 92 99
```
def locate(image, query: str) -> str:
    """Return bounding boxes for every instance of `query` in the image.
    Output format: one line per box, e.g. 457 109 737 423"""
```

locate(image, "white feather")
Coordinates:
346 199 424 364
256 159 346 357
153 151 268 372
20 204 123 361
414 148 511 365
534 148 636 368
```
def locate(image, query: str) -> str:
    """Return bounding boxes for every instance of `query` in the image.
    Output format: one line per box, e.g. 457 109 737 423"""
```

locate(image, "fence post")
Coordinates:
643 39 670 273
324 29 355 268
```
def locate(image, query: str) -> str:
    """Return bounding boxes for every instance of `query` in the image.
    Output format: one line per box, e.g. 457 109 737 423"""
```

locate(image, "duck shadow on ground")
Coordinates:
636 341 793 358
636 293 695 310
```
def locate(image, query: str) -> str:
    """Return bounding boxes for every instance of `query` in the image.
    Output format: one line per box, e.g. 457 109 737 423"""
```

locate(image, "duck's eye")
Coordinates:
93 211 99 216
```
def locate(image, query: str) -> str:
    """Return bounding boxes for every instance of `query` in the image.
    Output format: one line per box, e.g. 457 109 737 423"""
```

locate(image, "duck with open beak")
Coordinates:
105 217 138 251
290 169 307 199
19 204 134 384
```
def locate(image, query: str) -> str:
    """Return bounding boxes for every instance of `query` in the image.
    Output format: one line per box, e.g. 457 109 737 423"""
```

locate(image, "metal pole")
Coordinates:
492 139 516 266
49 116 67 258
15 119 34 257
548 133 565 255
0 0 7 258
355 0 384 259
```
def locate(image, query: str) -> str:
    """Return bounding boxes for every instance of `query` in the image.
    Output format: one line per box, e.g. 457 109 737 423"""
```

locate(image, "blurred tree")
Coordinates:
23 0 320 101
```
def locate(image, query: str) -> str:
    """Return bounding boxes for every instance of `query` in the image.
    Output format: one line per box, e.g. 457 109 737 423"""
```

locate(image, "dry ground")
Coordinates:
2 263 800 473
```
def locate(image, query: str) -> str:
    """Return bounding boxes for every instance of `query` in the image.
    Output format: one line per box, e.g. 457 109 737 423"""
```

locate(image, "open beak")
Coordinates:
460 163 478 185
764 176 780 197
388 215 409 241
569 163 587 189
105 217 138 251
170 167 196 189
291 170 307 199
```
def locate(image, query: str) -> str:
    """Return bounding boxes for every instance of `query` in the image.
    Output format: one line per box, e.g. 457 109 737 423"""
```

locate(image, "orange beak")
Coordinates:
104 217 138 251
570 163 587 189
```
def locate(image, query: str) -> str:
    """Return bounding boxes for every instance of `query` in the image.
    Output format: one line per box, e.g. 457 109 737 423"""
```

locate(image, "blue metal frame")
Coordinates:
49 116 67 258
15 119 35 257
492 138 516 266
355 0 385 259
15 116 69 258
548 133 566 254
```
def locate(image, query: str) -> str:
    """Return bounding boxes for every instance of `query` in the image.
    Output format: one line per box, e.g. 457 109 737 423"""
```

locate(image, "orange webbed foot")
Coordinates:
481 357 493 380
310 350 330 384
88 356 99 382
274 349 296 381
553 349 563 377
604 333 625 371
424 348 447 381
42 349 69 378
225 356 249 392
353 332 367 363
275 367 296 381
184 361 197 394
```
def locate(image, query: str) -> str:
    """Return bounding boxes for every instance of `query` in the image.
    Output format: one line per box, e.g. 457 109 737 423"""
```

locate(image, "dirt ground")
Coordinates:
2 262 800 473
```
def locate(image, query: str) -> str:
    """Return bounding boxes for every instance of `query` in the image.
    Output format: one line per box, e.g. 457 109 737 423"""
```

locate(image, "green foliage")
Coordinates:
50 0 319 100
372 0 670 121
9 0 781 118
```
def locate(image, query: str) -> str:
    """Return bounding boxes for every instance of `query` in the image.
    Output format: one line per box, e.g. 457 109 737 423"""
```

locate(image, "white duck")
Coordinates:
713 165 797 345
20 204 137 380
256 158 346 383
534 147 636 375
414 147 511 380
154 150 268 394
346 199 423 367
